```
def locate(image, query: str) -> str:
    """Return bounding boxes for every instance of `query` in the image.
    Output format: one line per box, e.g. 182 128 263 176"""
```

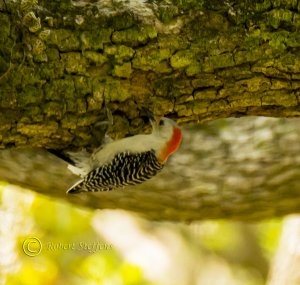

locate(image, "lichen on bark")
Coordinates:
0 0 300 151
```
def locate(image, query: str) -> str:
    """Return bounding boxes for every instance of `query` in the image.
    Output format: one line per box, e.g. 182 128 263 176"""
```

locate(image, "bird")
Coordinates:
51 116 182 194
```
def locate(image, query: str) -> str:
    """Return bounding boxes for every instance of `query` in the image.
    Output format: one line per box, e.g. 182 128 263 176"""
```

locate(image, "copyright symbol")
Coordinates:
22 237 42 257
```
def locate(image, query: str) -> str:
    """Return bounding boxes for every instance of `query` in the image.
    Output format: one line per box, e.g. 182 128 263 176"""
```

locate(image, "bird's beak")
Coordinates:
142 109 156 125
144 108 161 128
155 116 164 128
155 116 162 124
150 116 162 131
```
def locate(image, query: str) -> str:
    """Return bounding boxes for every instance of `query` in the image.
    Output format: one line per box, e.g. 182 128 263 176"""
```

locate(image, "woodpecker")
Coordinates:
63 117 182 194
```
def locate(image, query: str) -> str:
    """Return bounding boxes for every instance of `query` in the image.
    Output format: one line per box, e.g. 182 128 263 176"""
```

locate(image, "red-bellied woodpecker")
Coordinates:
64 117 182 194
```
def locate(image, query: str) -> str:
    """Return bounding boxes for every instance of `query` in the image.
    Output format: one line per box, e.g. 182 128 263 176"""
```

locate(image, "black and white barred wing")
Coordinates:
67 150 163 194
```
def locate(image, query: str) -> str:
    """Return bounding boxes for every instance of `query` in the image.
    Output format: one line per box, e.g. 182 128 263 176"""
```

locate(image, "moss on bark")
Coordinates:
0 0 300 150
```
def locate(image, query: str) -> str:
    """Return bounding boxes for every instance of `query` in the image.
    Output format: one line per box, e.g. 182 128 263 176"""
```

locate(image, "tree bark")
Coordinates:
0 0 300 148
1 0 300 221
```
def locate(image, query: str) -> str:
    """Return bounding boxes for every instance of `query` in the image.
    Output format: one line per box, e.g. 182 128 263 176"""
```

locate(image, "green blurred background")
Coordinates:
0 184 282 285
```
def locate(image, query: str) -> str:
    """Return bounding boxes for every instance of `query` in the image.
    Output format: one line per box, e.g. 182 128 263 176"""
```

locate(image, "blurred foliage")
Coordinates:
0 185 282 285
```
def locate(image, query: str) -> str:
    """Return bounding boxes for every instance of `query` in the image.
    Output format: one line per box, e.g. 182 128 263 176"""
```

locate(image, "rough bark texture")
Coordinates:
0 0 300 149
1 0 300 221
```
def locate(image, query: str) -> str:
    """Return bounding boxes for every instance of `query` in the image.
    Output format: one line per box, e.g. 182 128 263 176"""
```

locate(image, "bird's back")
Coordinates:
67 149 163 193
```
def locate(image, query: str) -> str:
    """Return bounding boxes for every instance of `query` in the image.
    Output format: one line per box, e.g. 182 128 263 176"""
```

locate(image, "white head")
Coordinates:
151 117 182 163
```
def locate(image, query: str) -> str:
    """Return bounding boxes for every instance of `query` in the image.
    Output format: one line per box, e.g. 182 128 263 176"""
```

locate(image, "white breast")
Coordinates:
90 133 165 169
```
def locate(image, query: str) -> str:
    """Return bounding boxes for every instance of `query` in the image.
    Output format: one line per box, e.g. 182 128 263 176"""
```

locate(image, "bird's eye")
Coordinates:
159 120 165 126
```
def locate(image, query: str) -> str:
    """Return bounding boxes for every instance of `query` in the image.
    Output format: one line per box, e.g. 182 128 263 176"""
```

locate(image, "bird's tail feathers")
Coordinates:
48 149 91 176
66 150 91 177
67 179 86 194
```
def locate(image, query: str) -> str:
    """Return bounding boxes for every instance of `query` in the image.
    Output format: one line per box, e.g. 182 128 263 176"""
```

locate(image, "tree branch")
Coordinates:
1 117 300 221
0 0 300 149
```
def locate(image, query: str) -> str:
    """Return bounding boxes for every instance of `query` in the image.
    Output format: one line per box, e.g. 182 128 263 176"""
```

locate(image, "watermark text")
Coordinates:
22 237 112 256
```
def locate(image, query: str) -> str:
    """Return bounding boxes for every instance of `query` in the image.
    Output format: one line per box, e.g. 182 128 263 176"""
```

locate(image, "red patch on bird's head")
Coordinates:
159 127 182 163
